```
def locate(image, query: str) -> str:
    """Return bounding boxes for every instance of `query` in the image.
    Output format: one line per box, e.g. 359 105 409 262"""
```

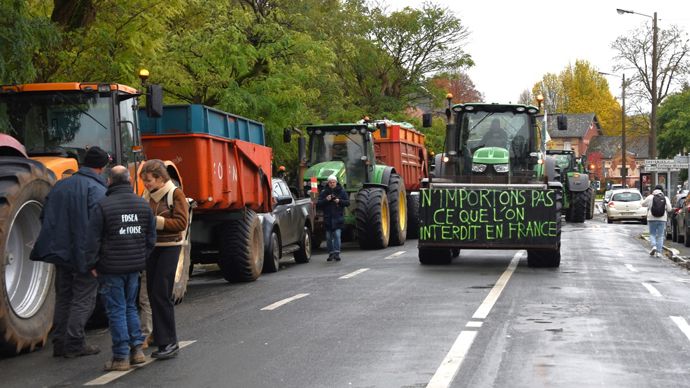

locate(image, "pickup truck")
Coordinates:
260 177 315 272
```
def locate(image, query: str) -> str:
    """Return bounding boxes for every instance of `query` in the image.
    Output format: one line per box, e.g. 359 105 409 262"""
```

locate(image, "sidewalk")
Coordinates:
641 232 690 270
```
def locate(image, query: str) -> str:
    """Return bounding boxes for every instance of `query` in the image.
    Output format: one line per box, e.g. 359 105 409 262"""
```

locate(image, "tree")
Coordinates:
429 71 483 104
657 87 690 158
531 73 563 114
517 89 533 106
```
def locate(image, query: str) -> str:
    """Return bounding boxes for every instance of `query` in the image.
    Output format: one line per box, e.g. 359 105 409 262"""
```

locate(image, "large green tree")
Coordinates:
657 87 690 158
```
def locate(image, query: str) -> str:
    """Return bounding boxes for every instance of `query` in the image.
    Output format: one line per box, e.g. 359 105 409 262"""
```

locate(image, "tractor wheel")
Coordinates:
218 209 264 282
262 230 280 274
387 174 407 246
406 194 420 239
0 158 56 355
527 247 561 268
569 191 587 223
294 226 312 263
585 188 594 220
419 247 452 265
356 188 390 249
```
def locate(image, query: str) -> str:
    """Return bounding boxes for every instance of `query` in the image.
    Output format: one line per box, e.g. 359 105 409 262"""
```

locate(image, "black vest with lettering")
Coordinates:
96 183 153 274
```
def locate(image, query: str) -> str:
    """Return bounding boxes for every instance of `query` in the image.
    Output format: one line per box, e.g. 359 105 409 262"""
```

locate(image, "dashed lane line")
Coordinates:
384 251 406 260
426 251 523 388
84 340 197 386
260 293 310 311
641 282 663 297
625 264 638 272
339 268 370 279
670 316 690 342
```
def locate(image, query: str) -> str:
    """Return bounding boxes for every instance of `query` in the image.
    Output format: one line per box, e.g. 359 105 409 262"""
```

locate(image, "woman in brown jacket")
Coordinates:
139 159 189 359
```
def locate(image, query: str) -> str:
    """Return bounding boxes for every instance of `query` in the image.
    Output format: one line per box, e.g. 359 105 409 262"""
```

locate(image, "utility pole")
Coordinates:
621 73 627 186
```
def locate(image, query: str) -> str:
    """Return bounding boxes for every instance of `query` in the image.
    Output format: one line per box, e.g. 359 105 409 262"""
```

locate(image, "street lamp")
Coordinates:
599 71 628 187
616 8 658 164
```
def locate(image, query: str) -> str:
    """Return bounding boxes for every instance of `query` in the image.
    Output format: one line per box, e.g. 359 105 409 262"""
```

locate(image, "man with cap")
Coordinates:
31 146 110 357
317 175 350 261
641 184 673 257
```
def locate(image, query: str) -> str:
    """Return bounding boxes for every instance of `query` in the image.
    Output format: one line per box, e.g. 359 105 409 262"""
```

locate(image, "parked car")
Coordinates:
260 177 315 273
606 189 647 224
602 190 613 213
668 195 687 242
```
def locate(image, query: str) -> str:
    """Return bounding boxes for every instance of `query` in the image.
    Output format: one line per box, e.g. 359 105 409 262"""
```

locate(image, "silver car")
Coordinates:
606 189 647 224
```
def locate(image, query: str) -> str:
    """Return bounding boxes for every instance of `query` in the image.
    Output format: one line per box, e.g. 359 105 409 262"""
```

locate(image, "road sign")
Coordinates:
644 165 681 172
644 159 686 170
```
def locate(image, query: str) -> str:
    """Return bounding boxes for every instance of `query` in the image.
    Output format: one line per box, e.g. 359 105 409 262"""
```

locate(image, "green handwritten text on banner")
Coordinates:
419 188 559 246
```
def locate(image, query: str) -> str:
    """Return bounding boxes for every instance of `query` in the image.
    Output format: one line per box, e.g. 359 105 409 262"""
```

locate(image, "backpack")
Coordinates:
650 193 667 217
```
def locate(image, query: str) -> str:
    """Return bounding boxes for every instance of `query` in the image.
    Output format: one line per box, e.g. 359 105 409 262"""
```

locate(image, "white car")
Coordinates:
606 189 647 224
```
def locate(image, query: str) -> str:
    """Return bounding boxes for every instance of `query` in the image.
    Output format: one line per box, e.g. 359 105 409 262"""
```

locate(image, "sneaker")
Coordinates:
64 344 100 358
151 343 179 360
130 345 146 365
334 254 341 261
649 247 657 256
327 254 334 262
104 357 130 371
656 252 662 258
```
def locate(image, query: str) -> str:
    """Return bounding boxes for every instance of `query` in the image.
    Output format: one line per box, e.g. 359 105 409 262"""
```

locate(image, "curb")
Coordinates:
641 234 690 270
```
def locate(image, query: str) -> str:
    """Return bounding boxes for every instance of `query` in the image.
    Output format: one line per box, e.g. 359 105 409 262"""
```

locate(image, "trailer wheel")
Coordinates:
218 209 264 282
569 191 587 223
0 158 55 355
356 188 390 249
406 194 420 239
418 247 452 265
294 226 312 263
387 174 407 246
262 231 280 273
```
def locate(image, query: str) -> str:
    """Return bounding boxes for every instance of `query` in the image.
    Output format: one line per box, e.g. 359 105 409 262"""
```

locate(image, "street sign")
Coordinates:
644 159 686 171
644 165 680 172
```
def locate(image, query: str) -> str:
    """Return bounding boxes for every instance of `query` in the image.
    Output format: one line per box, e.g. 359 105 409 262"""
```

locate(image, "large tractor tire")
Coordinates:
419 247 452 265
356 188 390 249
218 209 264 282
406 193 420 239
387 174 407 246
262 230 281 274
568 191 587 223
585 188 595 220
294 226 312 263
0 158 56 354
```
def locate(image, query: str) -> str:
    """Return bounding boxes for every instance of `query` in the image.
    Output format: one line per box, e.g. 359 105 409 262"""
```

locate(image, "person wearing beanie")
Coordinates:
317 175 350 261
31 145 110 358
641 184 672 258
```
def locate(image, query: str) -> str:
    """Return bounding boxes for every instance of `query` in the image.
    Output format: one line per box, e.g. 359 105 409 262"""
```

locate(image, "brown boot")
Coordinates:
130 345 146 365
142 334 153 350
104 358 130 371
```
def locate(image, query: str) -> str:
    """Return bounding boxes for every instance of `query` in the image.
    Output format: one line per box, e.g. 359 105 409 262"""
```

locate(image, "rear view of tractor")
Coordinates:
418 103 566 267
546 150 593 222
285 123 407 249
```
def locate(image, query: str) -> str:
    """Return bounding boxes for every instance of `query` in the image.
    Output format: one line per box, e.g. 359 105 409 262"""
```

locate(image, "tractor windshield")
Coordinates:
463 111 531 162
309 129 367 186
553 154 573 170
0 92 113 162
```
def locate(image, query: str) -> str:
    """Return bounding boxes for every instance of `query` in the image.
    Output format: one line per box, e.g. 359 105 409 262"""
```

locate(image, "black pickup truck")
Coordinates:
260 177 315 272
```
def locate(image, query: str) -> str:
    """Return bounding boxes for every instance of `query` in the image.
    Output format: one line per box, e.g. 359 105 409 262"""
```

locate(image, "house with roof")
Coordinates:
540 113 603 156
585 135 649 190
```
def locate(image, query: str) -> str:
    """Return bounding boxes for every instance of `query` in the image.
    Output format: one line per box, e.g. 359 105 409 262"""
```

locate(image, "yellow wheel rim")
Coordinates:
381 195 389 241
399 191 407 231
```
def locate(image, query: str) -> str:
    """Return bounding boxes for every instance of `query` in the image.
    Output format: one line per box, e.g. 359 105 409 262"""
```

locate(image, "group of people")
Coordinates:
30 146 190 371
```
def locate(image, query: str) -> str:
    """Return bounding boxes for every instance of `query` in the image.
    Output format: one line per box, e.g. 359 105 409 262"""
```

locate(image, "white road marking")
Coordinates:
670 316 690 342
465 321 483 328
339 268 370 279
625 264 638 272
472 252 522 319
641 283 662 297
426 331 478 388
426 251 522 388
384 251 406 260
84 340 196 386
260 293 310 311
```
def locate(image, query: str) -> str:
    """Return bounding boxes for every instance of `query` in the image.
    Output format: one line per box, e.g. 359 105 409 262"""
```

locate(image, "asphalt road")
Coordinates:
2 211 690 388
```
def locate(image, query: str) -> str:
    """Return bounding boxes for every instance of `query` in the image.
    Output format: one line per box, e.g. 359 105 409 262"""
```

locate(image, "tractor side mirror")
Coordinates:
557 115 568 131
145 84 163 118
283 128 291 143
422 113 432 128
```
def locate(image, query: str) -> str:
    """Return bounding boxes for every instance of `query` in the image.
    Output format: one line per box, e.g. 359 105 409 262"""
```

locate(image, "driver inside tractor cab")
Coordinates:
481 119 509 148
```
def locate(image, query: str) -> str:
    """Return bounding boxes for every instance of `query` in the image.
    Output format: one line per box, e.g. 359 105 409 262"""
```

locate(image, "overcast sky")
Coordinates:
387 0 690 105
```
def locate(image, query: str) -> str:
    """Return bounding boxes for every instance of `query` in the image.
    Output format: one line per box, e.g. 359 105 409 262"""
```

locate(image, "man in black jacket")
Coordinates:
317 175 350 261
85 166 156 371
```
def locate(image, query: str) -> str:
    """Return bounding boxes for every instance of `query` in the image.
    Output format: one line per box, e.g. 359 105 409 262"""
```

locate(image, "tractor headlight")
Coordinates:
494 164 510 173
472 164 487 173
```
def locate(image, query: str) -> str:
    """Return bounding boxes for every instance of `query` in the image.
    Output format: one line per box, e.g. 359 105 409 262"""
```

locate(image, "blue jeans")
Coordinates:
99 273 145 358
326 229 342 254
648 220 665 254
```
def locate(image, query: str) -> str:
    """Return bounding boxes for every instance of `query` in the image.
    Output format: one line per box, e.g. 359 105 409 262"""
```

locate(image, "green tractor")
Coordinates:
284 123 407 249
545 150 593 222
